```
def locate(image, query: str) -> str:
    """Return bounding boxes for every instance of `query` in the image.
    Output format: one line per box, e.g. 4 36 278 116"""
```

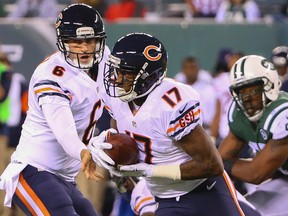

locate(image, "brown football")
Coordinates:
105 133 139 166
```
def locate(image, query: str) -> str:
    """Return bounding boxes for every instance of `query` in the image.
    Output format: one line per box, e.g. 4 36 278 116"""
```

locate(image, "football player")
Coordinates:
219 55 288 215
0 3 110 215
95 32 249 216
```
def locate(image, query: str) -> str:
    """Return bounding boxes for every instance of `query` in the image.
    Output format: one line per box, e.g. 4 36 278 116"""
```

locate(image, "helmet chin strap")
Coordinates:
72 58 94 69
246 109 264 122
116 87 138 102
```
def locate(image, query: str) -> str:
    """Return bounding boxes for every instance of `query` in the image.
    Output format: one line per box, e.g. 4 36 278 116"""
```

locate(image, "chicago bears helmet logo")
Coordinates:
143 45 162 61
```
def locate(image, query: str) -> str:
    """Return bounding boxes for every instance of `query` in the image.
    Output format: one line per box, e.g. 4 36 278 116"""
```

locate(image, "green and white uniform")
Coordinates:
228 91 288 215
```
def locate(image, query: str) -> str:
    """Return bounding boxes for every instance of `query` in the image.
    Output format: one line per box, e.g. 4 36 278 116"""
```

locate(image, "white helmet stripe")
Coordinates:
233 57 246 79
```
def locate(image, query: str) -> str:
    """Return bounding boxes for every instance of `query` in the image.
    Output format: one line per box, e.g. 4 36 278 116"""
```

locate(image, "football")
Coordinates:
105 133 139 166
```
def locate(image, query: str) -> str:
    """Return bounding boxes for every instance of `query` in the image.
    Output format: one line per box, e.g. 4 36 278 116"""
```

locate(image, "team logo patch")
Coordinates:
260 129 268 141
179 110 195 128
261 59 276 70
143 45 162 61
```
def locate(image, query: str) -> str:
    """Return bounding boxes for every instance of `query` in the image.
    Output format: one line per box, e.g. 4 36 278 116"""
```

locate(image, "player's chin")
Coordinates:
80 57 92 64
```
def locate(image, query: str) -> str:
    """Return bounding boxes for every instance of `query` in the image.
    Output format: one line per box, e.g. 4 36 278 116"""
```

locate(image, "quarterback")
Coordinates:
0 4 110 215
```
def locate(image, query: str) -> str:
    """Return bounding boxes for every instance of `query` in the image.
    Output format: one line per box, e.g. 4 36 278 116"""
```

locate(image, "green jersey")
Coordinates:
228 91 288 173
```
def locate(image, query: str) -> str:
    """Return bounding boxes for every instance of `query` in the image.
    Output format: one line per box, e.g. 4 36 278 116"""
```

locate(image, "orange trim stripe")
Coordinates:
166 109 201 134
15 188 38 215
34 87 62 94
19 173 50 216
34 87 72 101
167 122 181 134
222 172 245 216
135 196 154 213
104 105 111 111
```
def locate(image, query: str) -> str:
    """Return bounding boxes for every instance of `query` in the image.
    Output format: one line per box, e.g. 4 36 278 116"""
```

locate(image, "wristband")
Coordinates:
222 159 235 176
152 164 181 180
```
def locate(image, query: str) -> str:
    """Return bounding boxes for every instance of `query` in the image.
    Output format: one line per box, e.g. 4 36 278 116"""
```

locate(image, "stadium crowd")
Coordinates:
0 1 288 216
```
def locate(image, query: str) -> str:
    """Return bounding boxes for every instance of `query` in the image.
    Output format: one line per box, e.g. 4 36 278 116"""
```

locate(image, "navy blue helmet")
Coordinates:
55 3 106 69
104 33 168 102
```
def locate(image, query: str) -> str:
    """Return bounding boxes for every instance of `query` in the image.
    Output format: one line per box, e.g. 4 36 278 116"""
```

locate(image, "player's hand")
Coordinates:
96 128 118 142
80 149 104 181
119 163 155 177
88 141 115 170
88 128 118 170
108 167 124 178
111 176 136 193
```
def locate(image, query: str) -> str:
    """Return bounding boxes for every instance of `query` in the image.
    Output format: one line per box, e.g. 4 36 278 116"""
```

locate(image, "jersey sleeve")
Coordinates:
42 103 87 160
163 85 202 141
270 108 288 140
130 178 156 216
33 79 72 107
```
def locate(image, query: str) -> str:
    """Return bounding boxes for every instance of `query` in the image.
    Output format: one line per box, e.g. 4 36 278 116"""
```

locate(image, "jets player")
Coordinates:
219 55 288 215
95 32 247 216
0 4 111 215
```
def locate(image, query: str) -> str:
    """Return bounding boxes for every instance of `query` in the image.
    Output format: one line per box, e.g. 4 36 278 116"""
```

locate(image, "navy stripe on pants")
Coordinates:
13 165 98 216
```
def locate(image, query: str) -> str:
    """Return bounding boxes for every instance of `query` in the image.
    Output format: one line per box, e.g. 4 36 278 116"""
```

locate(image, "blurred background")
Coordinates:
1 1 288 216
0 0 287 81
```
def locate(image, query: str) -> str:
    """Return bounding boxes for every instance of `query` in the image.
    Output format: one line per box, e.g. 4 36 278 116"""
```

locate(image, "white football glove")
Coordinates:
88 128 118 171
96 128 118 142
119 163 155 177
88 141 114 170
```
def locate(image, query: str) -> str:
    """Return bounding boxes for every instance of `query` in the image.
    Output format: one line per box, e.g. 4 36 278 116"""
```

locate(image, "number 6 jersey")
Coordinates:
12 48 109 182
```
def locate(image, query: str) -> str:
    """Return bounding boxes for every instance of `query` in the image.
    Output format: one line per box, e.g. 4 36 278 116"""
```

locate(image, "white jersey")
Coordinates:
174 70 216 133
12 47 109 181
102 78 206 198
212 72 232 139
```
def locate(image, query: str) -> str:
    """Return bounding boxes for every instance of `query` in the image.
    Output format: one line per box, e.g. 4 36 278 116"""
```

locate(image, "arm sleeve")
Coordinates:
270 109 288 140
42 103 87 161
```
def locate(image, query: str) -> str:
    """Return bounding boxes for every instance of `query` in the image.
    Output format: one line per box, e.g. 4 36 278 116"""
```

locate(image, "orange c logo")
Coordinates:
143 45 162 61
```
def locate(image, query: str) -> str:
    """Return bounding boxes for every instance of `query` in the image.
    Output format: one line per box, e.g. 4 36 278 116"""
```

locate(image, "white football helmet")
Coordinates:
229 55 281 121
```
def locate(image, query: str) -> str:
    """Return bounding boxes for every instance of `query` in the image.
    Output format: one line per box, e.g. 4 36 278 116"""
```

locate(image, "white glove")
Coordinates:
88 128 118 170
95 128 118 142
108 168 124 178
88 141 115 170
119 163 155 177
